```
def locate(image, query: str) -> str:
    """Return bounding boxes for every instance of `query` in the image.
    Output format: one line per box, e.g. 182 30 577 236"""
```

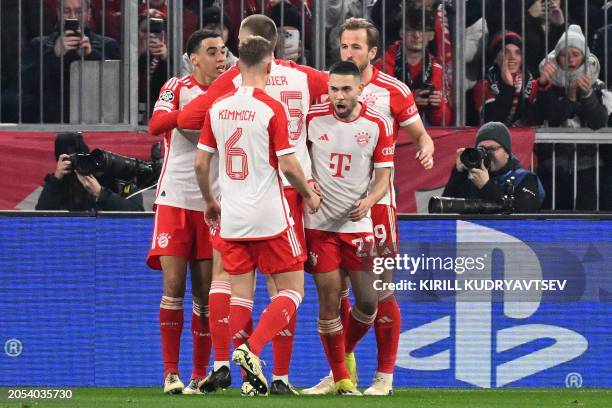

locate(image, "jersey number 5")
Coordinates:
225 128 248 180
280 91 303 141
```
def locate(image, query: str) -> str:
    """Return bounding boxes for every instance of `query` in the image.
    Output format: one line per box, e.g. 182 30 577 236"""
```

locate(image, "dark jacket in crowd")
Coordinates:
537 82 609 130
442 157 545 213
22 27 120 123
35 173 144 211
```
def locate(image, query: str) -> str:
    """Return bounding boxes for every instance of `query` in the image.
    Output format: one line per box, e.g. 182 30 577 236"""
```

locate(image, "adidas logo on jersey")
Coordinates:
318 134 330 141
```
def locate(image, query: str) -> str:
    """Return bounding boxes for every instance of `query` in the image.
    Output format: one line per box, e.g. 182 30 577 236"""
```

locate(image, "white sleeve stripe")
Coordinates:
400 115 421 127
153 106 172 112
164 77 176 91
197 143 217 153
378 75 410 98
366 107 394 136
276 147 296 156
379 72 412 96
374 162 394 168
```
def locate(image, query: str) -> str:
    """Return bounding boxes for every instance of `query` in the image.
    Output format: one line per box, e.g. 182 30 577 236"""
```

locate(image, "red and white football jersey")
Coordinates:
197 86 296 240
179 59 328 186
153 75 219 211
360 67 421 207
305 102 395 233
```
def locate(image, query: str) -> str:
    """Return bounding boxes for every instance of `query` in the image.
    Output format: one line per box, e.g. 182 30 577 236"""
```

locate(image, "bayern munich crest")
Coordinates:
355 131 371 146
361 92 377 107
157 233 171 248
308 251 318 267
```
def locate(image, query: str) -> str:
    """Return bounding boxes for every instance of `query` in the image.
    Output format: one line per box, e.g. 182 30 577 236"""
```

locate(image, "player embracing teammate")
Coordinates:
303 18 434 396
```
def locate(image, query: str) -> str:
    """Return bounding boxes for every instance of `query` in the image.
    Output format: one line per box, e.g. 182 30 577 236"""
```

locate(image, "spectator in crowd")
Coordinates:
442 121 545 213
375 6 452 126
21 0 120 123
36 132 144 211
536 24 610 129
269 1 305 63
535 25 611 211
473 31 556 127
138 10 169 123
180 6 237 76
513 0 565 77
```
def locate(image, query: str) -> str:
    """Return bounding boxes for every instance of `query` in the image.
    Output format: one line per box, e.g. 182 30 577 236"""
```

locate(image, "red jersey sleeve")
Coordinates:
373 116 395 168
269 102 295 157
389 83 421 128
177 66 240 130
149 77 183 135
197 110 217 153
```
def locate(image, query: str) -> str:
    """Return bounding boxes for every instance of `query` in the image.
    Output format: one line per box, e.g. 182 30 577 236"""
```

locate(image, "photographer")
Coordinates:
442 122 544 213
35 132 144 211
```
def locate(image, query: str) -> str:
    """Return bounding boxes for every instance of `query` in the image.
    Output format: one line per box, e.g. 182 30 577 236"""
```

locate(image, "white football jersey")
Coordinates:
184 59 328 187
198 86 296 240
153 75 217 211
305 102 394 233
360 67 421 207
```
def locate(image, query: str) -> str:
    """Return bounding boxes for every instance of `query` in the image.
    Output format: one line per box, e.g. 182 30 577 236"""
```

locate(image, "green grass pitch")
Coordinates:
1 388 611 408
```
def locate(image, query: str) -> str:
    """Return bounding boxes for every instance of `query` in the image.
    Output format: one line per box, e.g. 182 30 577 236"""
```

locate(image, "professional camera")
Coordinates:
69 142 162 188
460 146 493 170
428 178 517 214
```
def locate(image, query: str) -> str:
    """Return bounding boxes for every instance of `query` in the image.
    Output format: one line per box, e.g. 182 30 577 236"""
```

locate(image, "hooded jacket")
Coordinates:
536 25 610 130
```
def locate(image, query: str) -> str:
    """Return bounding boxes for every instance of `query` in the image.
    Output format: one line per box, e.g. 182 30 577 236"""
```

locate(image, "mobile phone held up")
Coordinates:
64 19 81 36
420 83 436 98
149 18 164 39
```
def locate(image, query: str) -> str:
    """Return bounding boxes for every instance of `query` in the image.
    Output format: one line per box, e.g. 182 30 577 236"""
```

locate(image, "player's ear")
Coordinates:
189 53 198 67
368 46 378 62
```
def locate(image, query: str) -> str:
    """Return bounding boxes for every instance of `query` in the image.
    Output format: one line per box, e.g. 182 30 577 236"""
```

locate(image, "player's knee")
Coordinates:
164 278 186 298
355 299 378 316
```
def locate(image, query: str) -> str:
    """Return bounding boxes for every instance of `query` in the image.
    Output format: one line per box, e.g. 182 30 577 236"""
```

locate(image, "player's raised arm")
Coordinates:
177 66 240 130
148 78 182 135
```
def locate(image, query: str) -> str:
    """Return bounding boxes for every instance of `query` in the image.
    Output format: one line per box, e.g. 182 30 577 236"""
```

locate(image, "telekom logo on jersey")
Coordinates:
396 221 588 388
329 153 352 178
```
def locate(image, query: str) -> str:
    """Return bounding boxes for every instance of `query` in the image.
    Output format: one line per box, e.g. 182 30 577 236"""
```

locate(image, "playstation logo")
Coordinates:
396 221 588 388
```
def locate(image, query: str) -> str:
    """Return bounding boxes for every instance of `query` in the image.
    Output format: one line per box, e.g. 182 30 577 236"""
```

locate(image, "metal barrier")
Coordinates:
0 0 610 211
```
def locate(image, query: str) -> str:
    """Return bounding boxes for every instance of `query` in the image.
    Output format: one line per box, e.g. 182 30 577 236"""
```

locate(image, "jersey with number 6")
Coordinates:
197 86 296 240
179 59 328 186
305 102 395 233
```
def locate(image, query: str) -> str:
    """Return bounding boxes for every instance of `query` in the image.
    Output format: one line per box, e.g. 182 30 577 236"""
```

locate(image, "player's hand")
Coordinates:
455 148 467 172
304 188 321 214
468 162 490 190
310 181 322 197
76 173 102 199
348 198 371 222
417 147 434 170
205 199 221 228
54 154 72 179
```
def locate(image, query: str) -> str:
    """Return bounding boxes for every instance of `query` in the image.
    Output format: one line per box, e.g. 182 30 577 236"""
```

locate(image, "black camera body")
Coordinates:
69 143 163 191
460 146 493 170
